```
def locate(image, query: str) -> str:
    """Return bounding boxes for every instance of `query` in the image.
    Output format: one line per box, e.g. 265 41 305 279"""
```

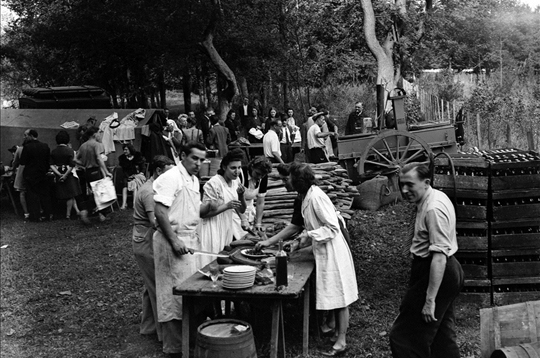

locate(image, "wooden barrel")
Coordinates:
481 300 540 358
194 318 257 358
490 342 540 358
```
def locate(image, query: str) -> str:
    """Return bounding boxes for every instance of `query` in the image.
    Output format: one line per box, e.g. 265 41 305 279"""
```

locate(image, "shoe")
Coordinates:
320 345 348 357
23 213 30 221
80 210 91 225
99 214 110 222
321 327 336 337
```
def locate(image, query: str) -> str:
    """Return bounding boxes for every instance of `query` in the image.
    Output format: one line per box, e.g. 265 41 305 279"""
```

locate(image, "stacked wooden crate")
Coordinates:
484 149 540 305
434 149 540 305
433 154 492 304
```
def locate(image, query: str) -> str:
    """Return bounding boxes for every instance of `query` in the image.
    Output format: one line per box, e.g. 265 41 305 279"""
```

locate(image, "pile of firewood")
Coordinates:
263 162 358 226
200 162 359 228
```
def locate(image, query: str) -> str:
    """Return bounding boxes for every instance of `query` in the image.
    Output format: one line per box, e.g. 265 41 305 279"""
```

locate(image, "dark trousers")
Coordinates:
25 176 52 220
389 255 464 358
280 143 293 163
309 147 328 164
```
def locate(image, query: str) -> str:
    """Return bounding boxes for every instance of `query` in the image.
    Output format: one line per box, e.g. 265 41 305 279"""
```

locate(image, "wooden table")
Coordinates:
173 253 315 358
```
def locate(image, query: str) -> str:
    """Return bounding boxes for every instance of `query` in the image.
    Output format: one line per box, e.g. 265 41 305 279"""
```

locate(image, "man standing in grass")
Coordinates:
19 129 52 222
389 163 464 358
152 142 215 357
132 155 175 344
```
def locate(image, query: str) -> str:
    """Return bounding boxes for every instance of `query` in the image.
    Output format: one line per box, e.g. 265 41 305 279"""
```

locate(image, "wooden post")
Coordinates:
476 113 482 149
527 131 535 151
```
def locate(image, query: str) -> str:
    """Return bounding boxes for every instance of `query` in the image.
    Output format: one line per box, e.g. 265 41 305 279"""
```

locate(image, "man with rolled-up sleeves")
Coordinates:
389 162 464 358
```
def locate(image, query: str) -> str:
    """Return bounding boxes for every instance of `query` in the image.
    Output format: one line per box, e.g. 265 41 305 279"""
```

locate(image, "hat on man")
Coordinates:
8 145 18 153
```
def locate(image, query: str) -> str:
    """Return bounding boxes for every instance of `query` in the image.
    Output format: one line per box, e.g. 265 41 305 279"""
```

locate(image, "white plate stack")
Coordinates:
222 266 256 290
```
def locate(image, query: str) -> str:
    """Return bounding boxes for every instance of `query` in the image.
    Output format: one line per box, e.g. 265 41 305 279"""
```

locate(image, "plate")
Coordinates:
223 265 257 274
240 249 271 259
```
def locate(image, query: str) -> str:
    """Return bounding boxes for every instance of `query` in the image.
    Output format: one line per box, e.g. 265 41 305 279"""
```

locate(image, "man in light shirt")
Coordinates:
279 117 295 163
263 119 284 164
389 163 464 358
307 113 335 164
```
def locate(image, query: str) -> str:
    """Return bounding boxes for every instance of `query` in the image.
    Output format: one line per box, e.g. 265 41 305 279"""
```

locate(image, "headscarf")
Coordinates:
167 119 182 134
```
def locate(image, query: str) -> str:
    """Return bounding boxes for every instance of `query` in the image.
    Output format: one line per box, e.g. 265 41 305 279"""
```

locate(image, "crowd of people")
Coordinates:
160 98 367 166
4 100 464 358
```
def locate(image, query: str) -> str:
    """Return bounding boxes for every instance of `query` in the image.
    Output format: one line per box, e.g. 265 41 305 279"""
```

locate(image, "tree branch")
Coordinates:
199 0 238 103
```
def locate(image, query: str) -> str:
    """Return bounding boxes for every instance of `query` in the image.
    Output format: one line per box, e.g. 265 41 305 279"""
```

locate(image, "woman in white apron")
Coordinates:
198 149 247 268
152 144 208 355
235 156 273 231
293 163 358 356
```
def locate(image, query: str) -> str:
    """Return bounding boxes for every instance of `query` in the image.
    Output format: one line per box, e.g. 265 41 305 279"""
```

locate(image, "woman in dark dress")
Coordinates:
225 109 240 141
118 144 146 209
50 130 82 219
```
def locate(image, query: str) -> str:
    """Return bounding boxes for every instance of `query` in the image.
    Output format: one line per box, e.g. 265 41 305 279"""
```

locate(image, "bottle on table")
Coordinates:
275 240 288 287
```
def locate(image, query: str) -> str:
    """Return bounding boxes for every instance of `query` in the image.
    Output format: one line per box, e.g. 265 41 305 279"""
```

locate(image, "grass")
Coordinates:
0 196 482 358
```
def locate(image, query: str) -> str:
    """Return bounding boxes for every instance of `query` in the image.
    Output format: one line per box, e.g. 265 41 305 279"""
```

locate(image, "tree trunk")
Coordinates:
158 69 166 109
282 68 289 110
183 67 192 113
476 113 482 149
360 0 398 111
109 89 119 108
238 75 249 98
150 88 157 108
506 121 511 147
200 0 239 119
197 64 207 109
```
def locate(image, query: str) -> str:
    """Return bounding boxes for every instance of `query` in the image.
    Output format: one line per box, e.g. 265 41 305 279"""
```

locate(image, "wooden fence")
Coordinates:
417 88 460 123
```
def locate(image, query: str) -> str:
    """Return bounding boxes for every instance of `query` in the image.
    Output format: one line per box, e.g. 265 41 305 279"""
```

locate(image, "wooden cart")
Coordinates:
337 122 459 184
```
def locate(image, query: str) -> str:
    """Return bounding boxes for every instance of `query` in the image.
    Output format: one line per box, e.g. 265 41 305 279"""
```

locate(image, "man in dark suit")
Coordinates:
19 129 52 222
345 102 369 135
237 97 253 129
197 107 215 146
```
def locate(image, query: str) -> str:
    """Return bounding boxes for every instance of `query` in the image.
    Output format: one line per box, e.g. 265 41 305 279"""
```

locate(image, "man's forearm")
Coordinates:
272 151 284 164
426 253 447 302
154 203 177 245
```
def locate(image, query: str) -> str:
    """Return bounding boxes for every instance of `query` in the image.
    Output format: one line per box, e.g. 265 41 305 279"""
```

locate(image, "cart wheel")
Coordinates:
358 130 433 175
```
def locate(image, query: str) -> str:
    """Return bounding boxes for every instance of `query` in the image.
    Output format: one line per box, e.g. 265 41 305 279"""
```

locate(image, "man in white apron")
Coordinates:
152 142 214 355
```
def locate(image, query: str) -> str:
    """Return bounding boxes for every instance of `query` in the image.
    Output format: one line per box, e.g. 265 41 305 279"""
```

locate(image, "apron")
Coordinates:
199 176 246 269
153 176 201 322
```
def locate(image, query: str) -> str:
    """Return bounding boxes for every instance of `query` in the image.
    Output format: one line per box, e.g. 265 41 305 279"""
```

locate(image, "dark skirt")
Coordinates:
55 174 82 200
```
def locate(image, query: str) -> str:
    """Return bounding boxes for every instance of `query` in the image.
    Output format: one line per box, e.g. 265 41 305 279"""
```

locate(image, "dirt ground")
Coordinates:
0 196 482 357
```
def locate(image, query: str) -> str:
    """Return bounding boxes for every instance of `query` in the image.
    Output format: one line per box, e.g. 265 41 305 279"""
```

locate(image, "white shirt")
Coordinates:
153 163 199 208
280 126 292 144
307 124 325 149
411 187 458 258
263 130 281 158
